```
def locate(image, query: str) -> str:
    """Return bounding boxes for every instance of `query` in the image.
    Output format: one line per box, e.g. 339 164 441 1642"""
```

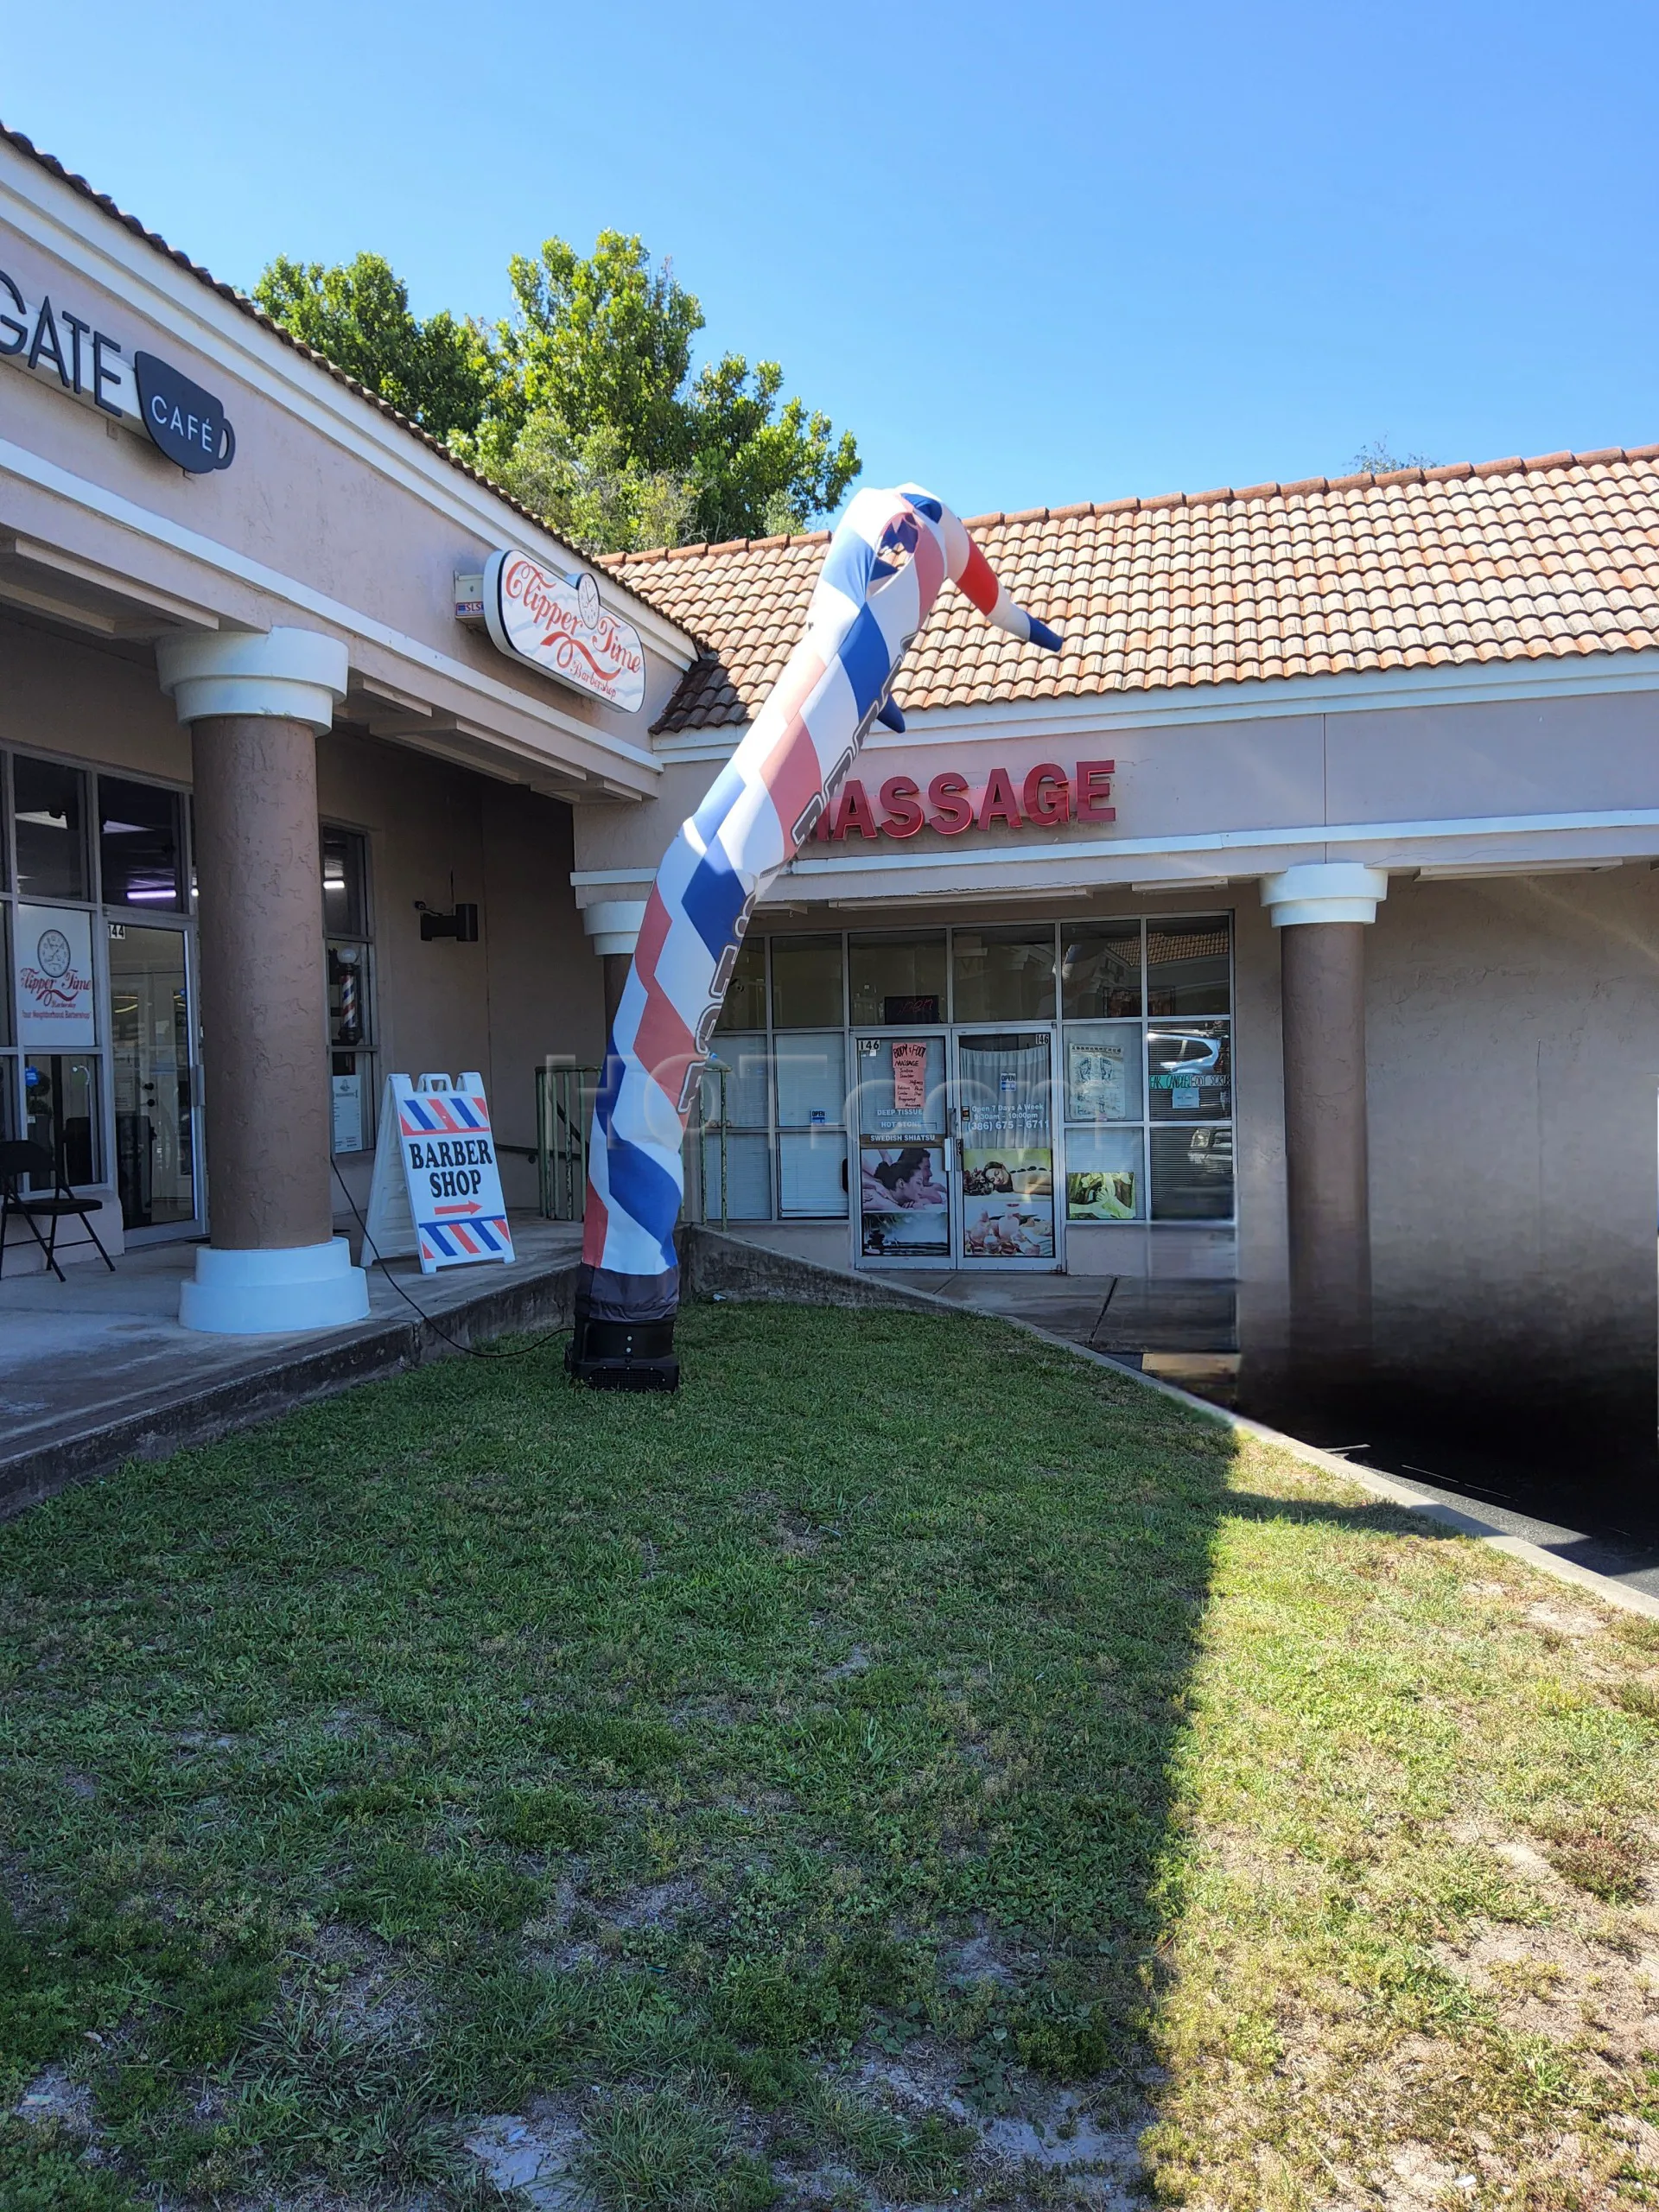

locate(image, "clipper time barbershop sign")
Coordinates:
1 269 237 472
475 549 645 713
14 906 96 1049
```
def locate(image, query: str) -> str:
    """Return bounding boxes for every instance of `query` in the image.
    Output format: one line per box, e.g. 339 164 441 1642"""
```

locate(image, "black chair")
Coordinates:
0 1140 117 1282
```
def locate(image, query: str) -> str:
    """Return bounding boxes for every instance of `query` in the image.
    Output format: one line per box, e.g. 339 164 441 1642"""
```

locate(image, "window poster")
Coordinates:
859 1143 949 1256
890 1039 930 1111
331 1071 364 1155
961 1146 1055 1259
15 904 97 1050
1065 1164 1137 1220
1066 1039 1128 1121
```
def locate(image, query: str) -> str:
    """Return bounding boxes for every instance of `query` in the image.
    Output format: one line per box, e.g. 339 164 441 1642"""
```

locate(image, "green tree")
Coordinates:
1347 435 1437 475
251 252 493 442
257 231 860 553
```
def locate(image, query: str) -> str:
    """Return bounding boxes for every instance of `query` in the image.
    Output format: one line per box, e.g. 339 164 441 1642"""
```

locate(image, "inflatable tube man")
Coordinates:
568 486 1062 1388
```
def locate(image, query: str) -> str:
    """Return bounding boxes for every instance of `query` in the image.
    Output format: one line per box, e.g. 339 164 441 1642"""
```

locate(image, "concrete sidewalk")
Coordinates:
886 1269 1239 1366
0 1218 583 1520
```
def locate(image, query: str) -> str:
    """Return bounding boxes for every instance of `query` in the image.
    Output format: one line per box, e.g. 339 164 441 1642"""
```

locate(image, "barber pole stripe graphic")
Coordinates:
400 1096 492 1137
419 1215 511 1265
577 486 1061 1324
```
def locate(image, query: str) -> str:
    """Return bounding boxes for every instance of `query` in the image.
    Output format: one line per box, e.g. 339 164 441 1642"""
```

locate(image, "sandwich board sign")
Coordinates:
364 1072 515 1274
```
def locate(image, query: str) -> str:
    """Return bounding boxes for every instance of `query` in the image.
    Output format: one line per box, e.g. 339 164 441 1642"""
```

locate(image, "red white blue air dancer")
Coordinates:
568 486 1061 1387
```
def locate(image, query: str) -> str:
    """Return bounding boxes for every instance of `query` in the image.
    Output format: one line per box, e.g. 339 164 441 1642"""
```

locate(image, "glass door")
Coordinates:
107 920 200 1236
852 1030 952 1265
953 1027 1062 1268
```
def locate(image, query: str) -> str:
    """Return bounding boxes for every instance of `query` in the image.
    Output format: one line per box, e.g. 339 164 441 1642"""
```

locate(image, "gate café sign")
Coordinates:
480 548 646 714
0 268 236 472
813 759 1116 842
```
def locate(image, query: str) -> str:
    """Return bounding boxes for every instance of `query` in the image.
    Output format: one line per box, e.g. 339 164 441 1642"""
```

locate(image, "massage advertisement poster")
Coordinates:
890 1038 930 1110
859 1142 949 1256
961 1145 1054 1260
1066 1038 1128 1122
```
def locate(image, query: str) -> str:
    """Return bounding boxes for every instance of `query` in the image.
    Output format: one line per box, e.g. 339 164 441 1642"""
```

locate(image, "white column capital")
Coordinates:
156 626 350 733
582 899 648 957
1260 862 1389 927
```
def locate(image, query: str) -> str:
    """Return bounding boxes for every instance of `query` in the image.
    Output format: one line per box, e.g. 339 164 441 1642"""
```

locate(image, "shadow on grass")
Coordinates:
0 1299 1344 2207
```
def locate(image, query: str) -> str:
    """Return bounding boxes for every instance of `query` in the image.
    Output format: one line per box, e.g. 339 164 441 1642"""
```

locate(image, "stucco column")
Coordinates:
1260 864 1389 1361
582 900 647 1033
156 629 370 1334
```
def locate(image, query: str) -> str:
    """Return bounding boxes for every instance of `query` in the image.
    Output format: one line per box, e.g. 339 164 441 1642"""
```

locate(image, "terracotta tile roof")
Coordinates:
603 449 1659 733
0 122 684 640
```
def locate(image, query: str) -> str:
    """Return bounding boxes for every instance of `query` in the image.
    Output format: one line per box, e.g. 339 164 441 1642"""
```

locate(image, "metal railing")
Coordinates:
535 1064 600 1220
535 1058 728 1231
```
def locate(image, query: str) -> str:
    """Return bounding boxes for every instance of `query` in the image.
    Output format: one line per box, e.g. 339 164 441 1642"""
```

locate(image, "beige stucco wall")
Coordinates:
1366 867 1659 1392
1 614 188 781
579 684 1659 906
317 734 603 1211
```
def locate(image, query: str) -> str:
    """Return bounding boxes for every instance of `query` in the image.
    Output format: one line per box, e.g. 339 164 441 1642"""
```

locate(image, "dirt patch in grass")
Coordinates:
2 1302 1657 2209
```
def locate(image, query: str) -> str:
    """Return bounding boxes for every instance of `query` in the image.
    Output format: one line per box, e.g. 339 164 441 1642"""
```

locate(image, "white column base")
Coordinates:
179 1236 371 1335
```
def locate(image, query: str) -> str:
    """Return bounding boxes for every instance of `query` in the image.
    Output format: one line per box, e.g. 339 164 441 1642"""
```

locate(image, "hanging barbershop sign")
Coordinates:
811 759 1116 843
0 268 236 472
459 550 646 714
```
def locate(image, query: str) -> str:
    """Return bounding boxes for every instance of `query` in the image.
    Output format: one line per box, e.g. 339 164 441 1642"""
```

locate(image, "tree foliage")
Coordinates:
1347 435 1437 475
254 231 859 553
251 252 492 442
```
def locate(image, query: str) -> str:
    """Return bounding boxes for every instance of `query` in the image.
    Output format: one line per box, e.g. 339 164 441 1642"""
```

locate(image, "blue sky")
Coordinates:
7 0 1656 518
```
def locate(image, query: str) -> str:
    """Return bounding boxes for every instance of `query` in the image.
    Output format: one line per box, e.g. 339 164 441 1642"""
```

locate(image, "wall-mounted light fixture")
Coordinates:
414 899 479 943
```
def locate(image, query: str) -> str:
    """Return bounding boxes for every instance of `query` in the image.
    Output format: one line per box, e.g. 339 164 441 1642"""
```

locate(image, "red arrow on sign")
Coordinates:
433 1202 483 1215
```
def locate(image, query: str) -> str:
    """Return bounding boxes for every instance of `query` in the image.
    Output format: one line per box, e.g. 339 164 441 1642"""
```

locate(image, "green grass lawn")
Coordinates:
2 1301 1657 2211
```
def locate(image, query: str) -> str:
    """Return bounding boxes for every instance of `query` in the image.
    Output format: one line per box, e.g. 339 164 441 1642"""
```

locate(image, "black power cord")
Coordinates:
331 1159 570 1361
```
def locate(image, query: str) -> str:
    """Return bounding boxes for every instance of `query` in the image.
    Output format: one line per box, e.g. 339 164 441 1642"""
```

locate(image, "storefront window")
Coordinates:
13 755 89 902
952 926 1055 1022
108 923 194 1230
677 913 1236 1242
99 777 184 910
1064 1018 1145 1129
1149 1124 1235 1220
322 824 368 940
702 1035 769 1128
1147 920 1231 1015
771 934 844 1028
24 1054 99 1185
3 751 194 1218
1147 1023 1231 1121
716 939 767 1032
1061 915 1235 1227
849 931 945 1026
699 1032 772 1219
322 826 375 1154
0 902 14 1145
1062 920 1142 1019
774 1030 847 1219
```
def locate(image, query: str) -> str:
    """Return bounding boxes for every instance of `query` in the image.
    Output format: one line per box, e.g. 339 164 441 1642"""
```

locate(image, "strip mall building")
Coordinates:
5 124 1659 1444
